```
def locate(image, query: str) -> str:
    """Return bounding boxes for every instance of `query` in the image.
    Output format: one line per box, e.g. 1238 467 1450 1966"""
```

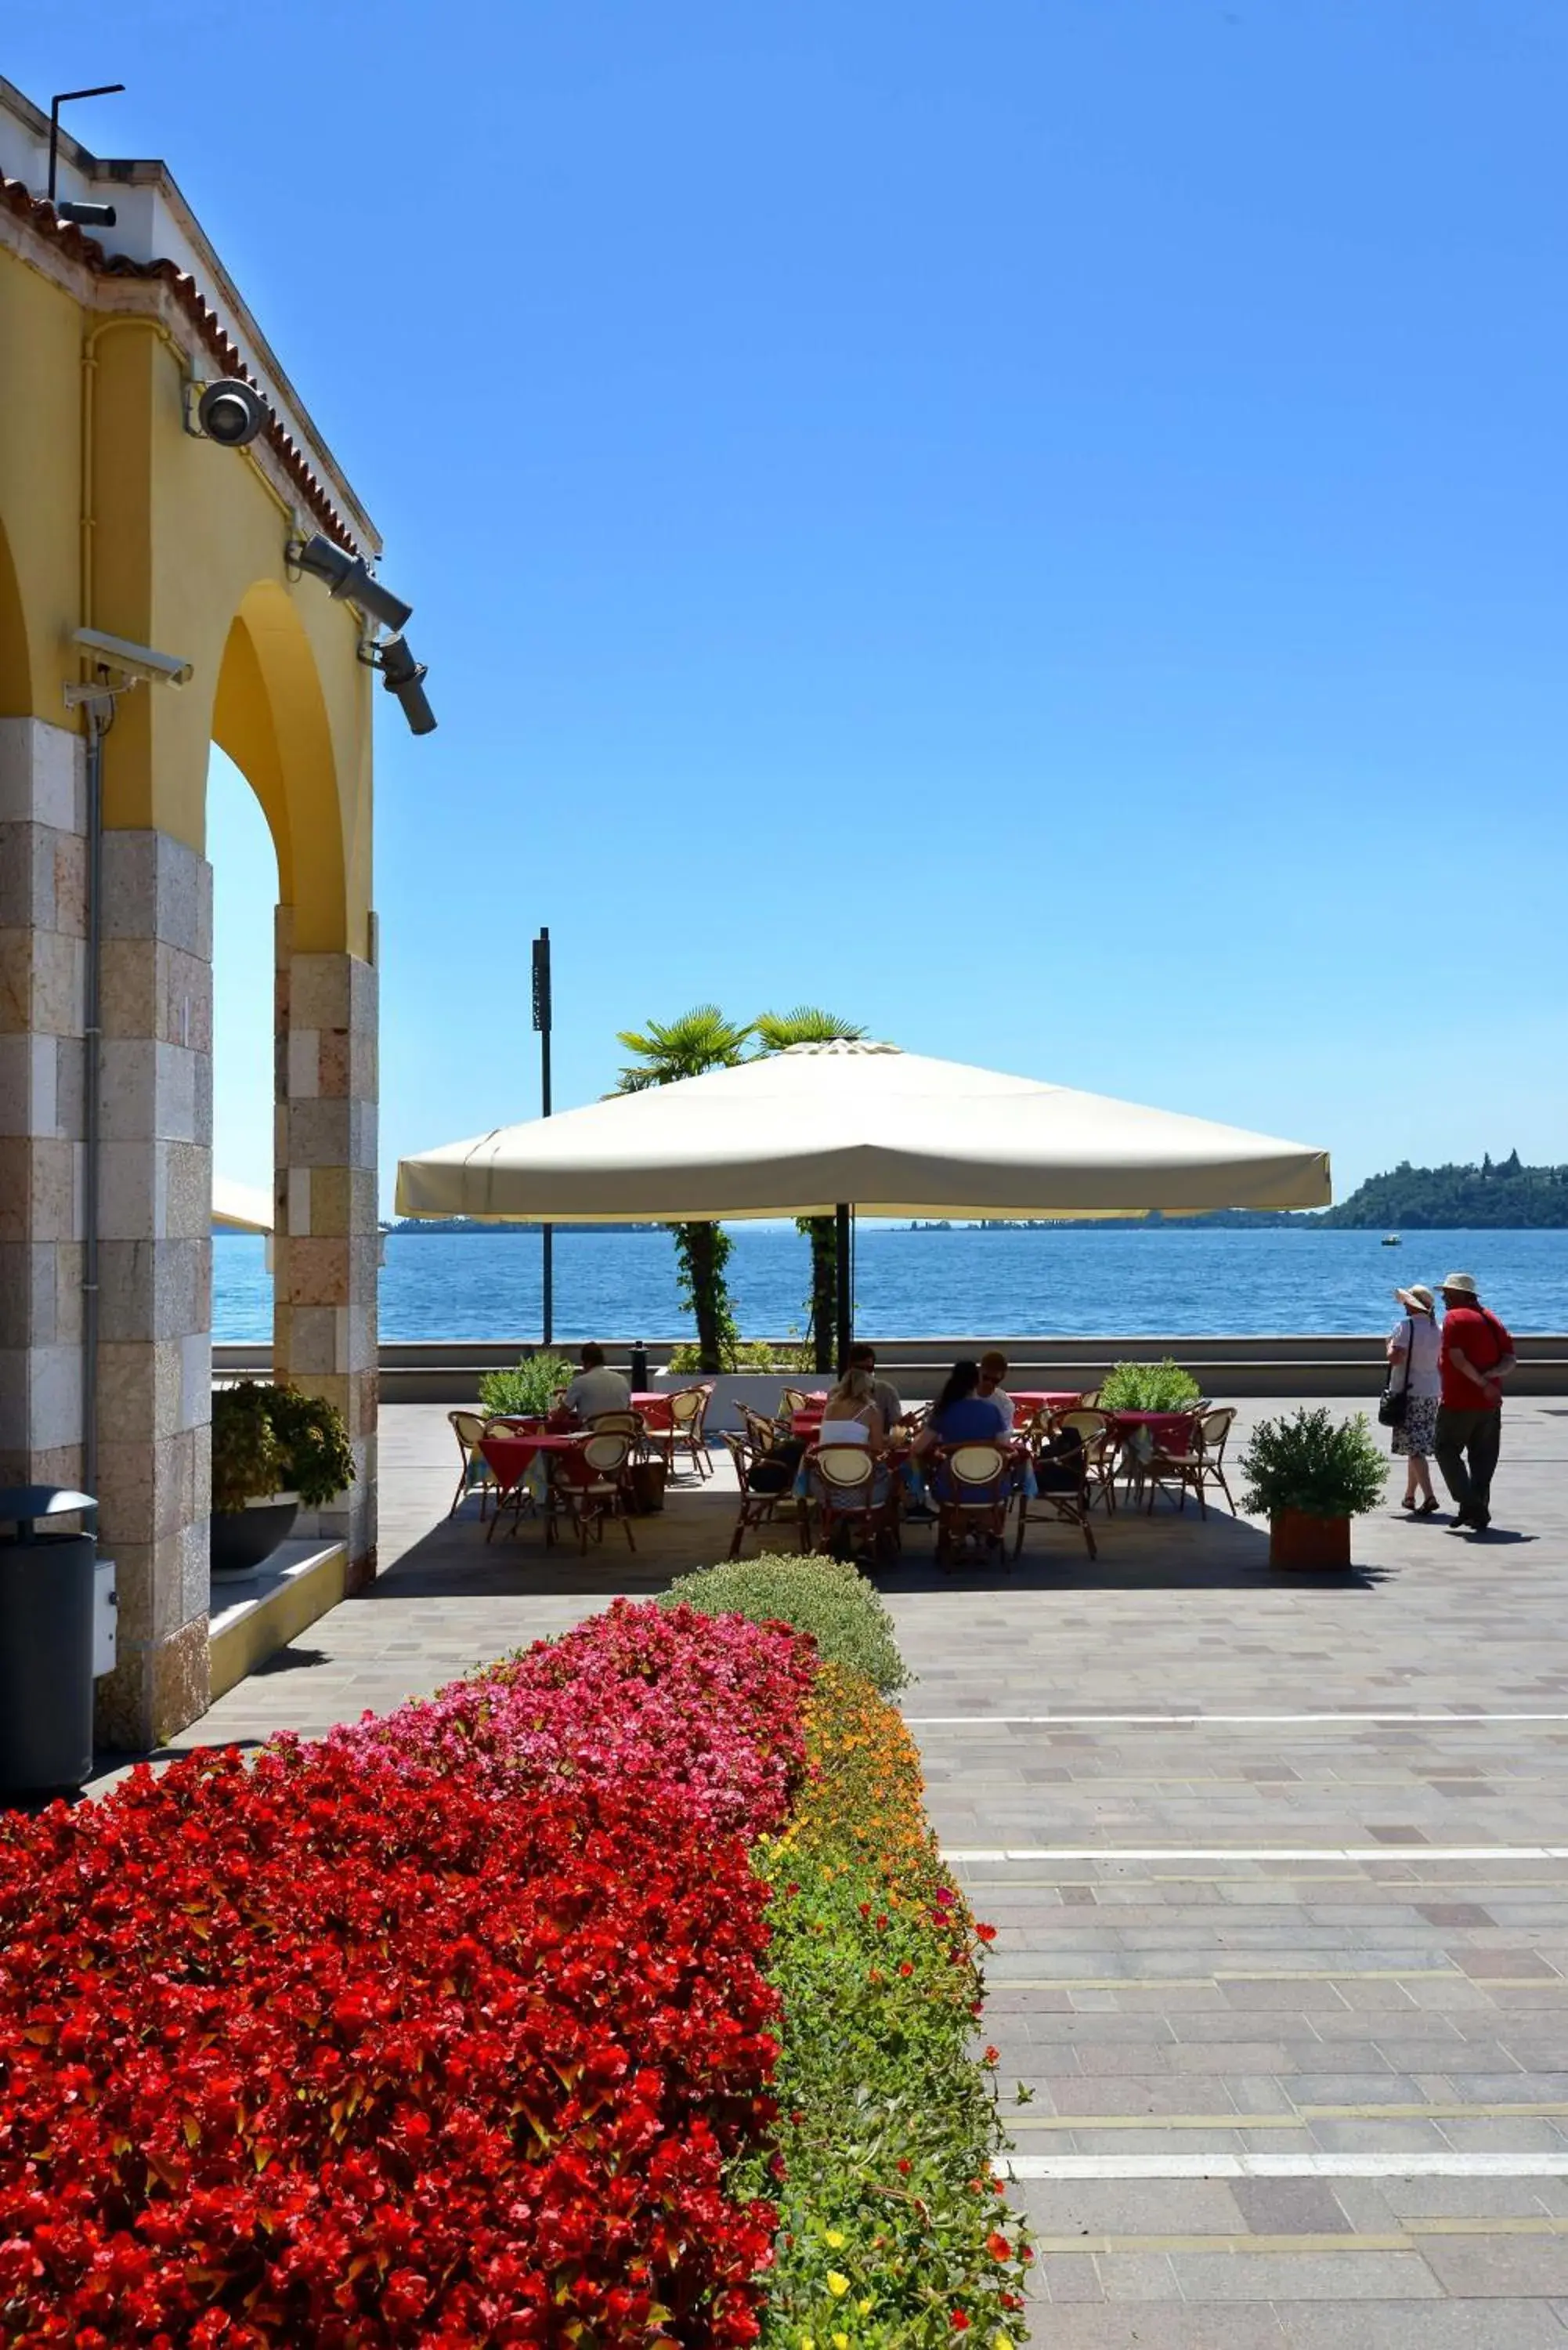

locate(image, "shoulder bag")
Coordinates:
1378 1318 1414 1428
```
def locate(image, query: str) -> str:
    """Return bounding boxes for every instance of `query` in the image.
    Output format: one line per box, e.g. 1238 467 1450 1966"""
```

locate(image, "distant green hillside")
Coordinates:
1323 1153 1568 1230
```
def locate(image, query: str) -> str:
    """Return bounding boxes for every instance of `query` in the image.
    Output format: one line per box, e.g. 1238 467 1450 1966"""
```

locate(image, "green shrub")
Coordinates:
1240 1406 1388 1519
476 1350 575 1419
1097 1356 1203 1412
667 1336 814 1373
210 1381 356 1513
660 1551 909 1694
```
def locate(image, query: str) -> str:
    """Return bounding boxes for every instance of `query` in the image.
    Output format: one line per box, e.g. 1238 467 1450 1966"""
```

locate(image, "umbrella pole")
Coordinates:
835 1202 853 1372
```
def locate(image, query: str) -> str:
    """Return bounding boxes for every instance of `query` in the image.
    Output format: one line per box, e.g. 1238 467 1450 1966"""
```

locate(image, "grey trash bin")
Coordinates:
0 1488 98 1796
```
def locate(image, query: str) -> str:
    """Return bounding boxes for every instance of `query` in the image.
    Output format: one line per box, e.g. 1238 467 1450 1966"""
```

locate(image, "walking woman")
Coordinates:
1388 1283 1442 1513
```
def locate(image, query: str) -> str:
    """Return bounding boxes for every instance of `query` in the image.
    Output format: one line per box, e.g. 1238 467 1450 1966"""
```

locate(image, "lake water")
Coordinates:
213 1224 1568 1343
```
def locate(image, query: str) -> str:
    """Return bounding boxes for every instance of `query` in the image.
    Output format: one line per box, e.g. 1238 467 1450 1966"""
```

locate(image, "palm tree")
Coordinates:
613 1007 753 1370
752 1007 869 1372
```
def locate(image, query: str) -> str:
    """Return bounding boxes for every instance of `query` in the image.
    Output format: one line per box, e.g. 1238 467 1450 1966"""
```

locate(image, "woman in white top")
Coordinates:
1387 1283 1443 1514
816 1366 886 1455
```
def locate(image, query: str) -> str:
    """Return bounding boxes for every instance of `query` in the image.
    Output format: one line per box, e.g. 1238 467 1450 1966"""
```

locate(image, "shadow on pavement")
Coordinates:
370 1486 1395 1600
366 1487 737 1600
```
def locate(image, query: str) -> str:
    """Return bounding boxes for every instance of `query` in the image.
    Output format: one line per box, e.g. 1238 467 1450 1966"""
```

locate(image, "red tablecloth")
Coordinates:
1010 1390 1086 1422
479 1432 589 1496
1105 1410 1201 1454
630 1390 674 1430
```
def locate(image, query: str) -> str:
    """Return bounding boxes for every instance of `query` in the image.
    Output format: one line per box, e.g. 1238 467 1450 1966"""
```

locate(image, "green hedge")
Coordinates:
660 1552 909 1694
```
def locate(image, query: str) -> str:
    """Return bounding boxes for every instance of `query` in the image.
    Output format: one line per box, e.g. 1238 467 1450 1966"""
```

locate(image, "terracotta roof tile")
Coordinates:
2 174 360 555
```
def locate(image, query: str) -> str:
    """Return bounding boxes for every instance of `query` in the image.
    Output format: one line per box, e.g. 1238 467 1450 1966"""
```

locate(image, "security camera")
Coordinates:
189 377 266 449
70 627 193 688
376 636 437 736
58 200 116 227
291 533 413 633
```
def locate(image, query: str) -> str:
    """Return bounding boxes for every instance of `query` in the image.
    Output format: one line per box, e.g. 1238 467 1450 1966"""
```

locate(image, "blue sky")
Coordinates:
14 2 1568 1205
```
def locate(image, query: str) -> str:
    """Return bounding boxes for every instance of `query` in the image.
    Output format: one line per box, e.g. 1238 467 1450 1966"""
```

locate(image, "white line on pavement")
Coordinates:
945 1846 1568 1862
907 1712 1568 1726
995 2152 1568 2181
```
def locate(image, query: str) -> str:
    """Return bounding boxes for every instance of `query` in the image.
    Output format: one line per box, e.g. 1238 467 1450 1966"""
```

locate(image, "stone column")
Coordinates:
92 828 214 1748
273 911 378 1589
0 717 86 1493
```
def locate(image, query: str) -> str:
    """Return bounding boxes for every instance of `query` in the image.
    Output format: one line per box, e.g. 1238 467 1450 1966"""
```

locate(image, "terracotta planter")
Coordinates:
1269 1509 1351 1571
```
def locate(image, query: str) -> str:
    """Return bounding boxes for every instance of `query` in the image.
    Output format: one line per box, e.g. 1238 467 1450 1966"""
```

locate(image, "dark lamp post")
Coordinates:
532 928 553 1344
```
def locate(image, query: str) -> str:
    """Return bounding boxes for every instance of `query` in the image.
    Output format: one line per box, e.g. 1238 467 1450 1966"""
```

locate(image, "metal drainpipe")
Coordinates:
81 701 107 1510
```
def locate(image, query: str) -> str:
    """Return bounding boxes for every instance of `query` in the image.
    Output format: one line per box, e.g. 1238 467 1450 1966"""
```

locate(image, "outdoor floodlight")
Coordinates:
376 635 437 736
291 533 414 633
191 377 266 448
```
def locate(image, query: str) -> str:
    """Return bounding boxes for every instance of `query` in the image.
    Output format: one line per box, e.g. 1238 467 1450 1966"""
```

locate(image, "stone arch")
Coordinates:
0 511 29 718
210 580 349 954
205 572 378 1596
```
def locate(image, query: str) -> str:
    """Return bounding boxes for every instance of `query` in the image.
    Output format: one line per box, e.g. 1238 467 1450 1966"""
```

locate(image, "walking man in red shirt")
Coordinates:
1434 1272 1516 1531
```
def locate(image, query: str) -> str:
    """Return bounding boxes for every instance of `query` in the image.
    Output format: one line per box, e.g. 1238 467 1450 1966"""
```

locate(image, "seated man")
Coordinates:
847 1342 904 1432
562 1342 631 1423
976 1350 1014 1436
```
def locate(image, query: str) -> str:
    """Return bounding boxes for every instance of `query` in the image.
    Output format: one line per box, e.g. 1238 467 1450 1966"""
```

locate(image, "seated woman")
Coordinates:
912 1358 1025 1513
912 1360 1009 1455
796 1365 891 1527
817 1367 887 1454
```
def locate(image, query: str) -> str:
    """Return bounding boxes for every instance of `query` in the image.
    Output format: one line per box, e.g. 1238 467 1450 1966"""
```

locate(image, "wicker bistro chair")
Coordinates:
447 1410 501 1521
587 1409 647 1455
779 1386 812 1419
1053 1408 1121 1516
801 1442 897 1562
926 1441 1015 1566
547 1430 638 1553
721 1430 800 1559
643 1385 713 1480
1143 1408 1237 1518
1015 1423 1099 1561
740 1401 782 1453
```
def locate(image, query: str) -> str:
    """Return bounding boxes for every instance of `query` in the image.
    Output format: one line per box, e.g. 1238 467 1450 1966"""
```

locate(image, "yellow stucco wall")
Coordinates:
0 238 373 957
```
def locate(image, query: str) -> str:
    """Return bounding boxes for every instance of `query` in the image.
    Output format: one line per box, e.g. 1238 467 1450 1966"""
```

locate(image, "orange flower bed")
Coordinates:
752 1663 1032 2345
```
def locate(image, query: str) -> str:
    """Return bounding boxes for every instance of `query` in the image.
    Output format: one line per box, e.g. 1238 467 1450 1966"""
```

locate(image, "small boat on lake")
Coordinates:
1382 1234 1401 1246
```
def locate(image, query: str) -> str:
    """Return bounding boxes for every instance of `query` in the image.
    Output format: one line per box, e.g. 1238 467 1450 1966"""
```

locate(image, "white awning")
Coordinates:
212 1176 274 1234
395 1041 1331 1223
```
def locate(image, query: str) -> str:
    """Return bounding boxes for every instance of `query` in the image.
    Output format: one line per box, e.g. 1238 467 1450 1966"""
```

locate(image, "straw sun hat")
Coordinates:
1395 1284 1435 1314
1439 1271 1479 1296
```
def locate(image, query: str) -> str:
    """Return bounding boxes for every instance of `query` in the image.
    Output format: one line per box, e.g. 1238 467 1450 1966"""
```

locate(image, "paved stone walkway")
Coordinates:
130 1397 1568 2343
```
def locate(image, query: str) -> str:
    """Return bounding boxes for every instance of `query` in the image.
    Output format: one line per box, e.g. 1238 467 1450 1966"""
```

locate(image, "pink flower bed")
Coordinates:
331 1599 815 1841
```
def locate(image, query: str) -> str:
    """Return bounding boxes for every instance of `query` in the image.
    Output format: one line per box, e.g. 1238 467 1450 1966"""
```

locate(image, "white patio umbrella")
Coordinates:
396 1042 1331 1361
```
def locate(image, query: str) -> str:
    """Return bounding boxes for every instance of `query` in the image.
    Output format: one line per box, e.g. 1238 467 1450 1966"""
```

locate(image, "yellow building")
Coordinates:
1 78 389 1745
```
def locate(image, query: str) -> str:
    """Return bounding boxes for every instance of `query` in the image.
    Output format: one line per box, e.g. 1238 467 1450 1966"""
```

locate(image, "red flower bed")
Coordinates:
0 1606 813 2347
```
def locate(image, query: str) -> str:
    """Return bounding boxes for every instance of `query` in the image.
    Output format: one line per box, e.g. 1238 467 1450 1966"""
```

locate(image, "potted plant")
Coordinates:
476 1350 576 1421
1239 1405 1388 1570
210 1381 356 1576
1097 1358 1203 1412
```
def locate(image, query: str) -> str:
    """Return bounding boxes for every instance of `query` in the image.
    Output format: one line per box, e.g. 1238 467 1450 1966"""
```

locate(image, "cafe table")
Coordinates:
1103 1409 1204 1499
1008 1390 1086 1424
479 1430 590 1540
